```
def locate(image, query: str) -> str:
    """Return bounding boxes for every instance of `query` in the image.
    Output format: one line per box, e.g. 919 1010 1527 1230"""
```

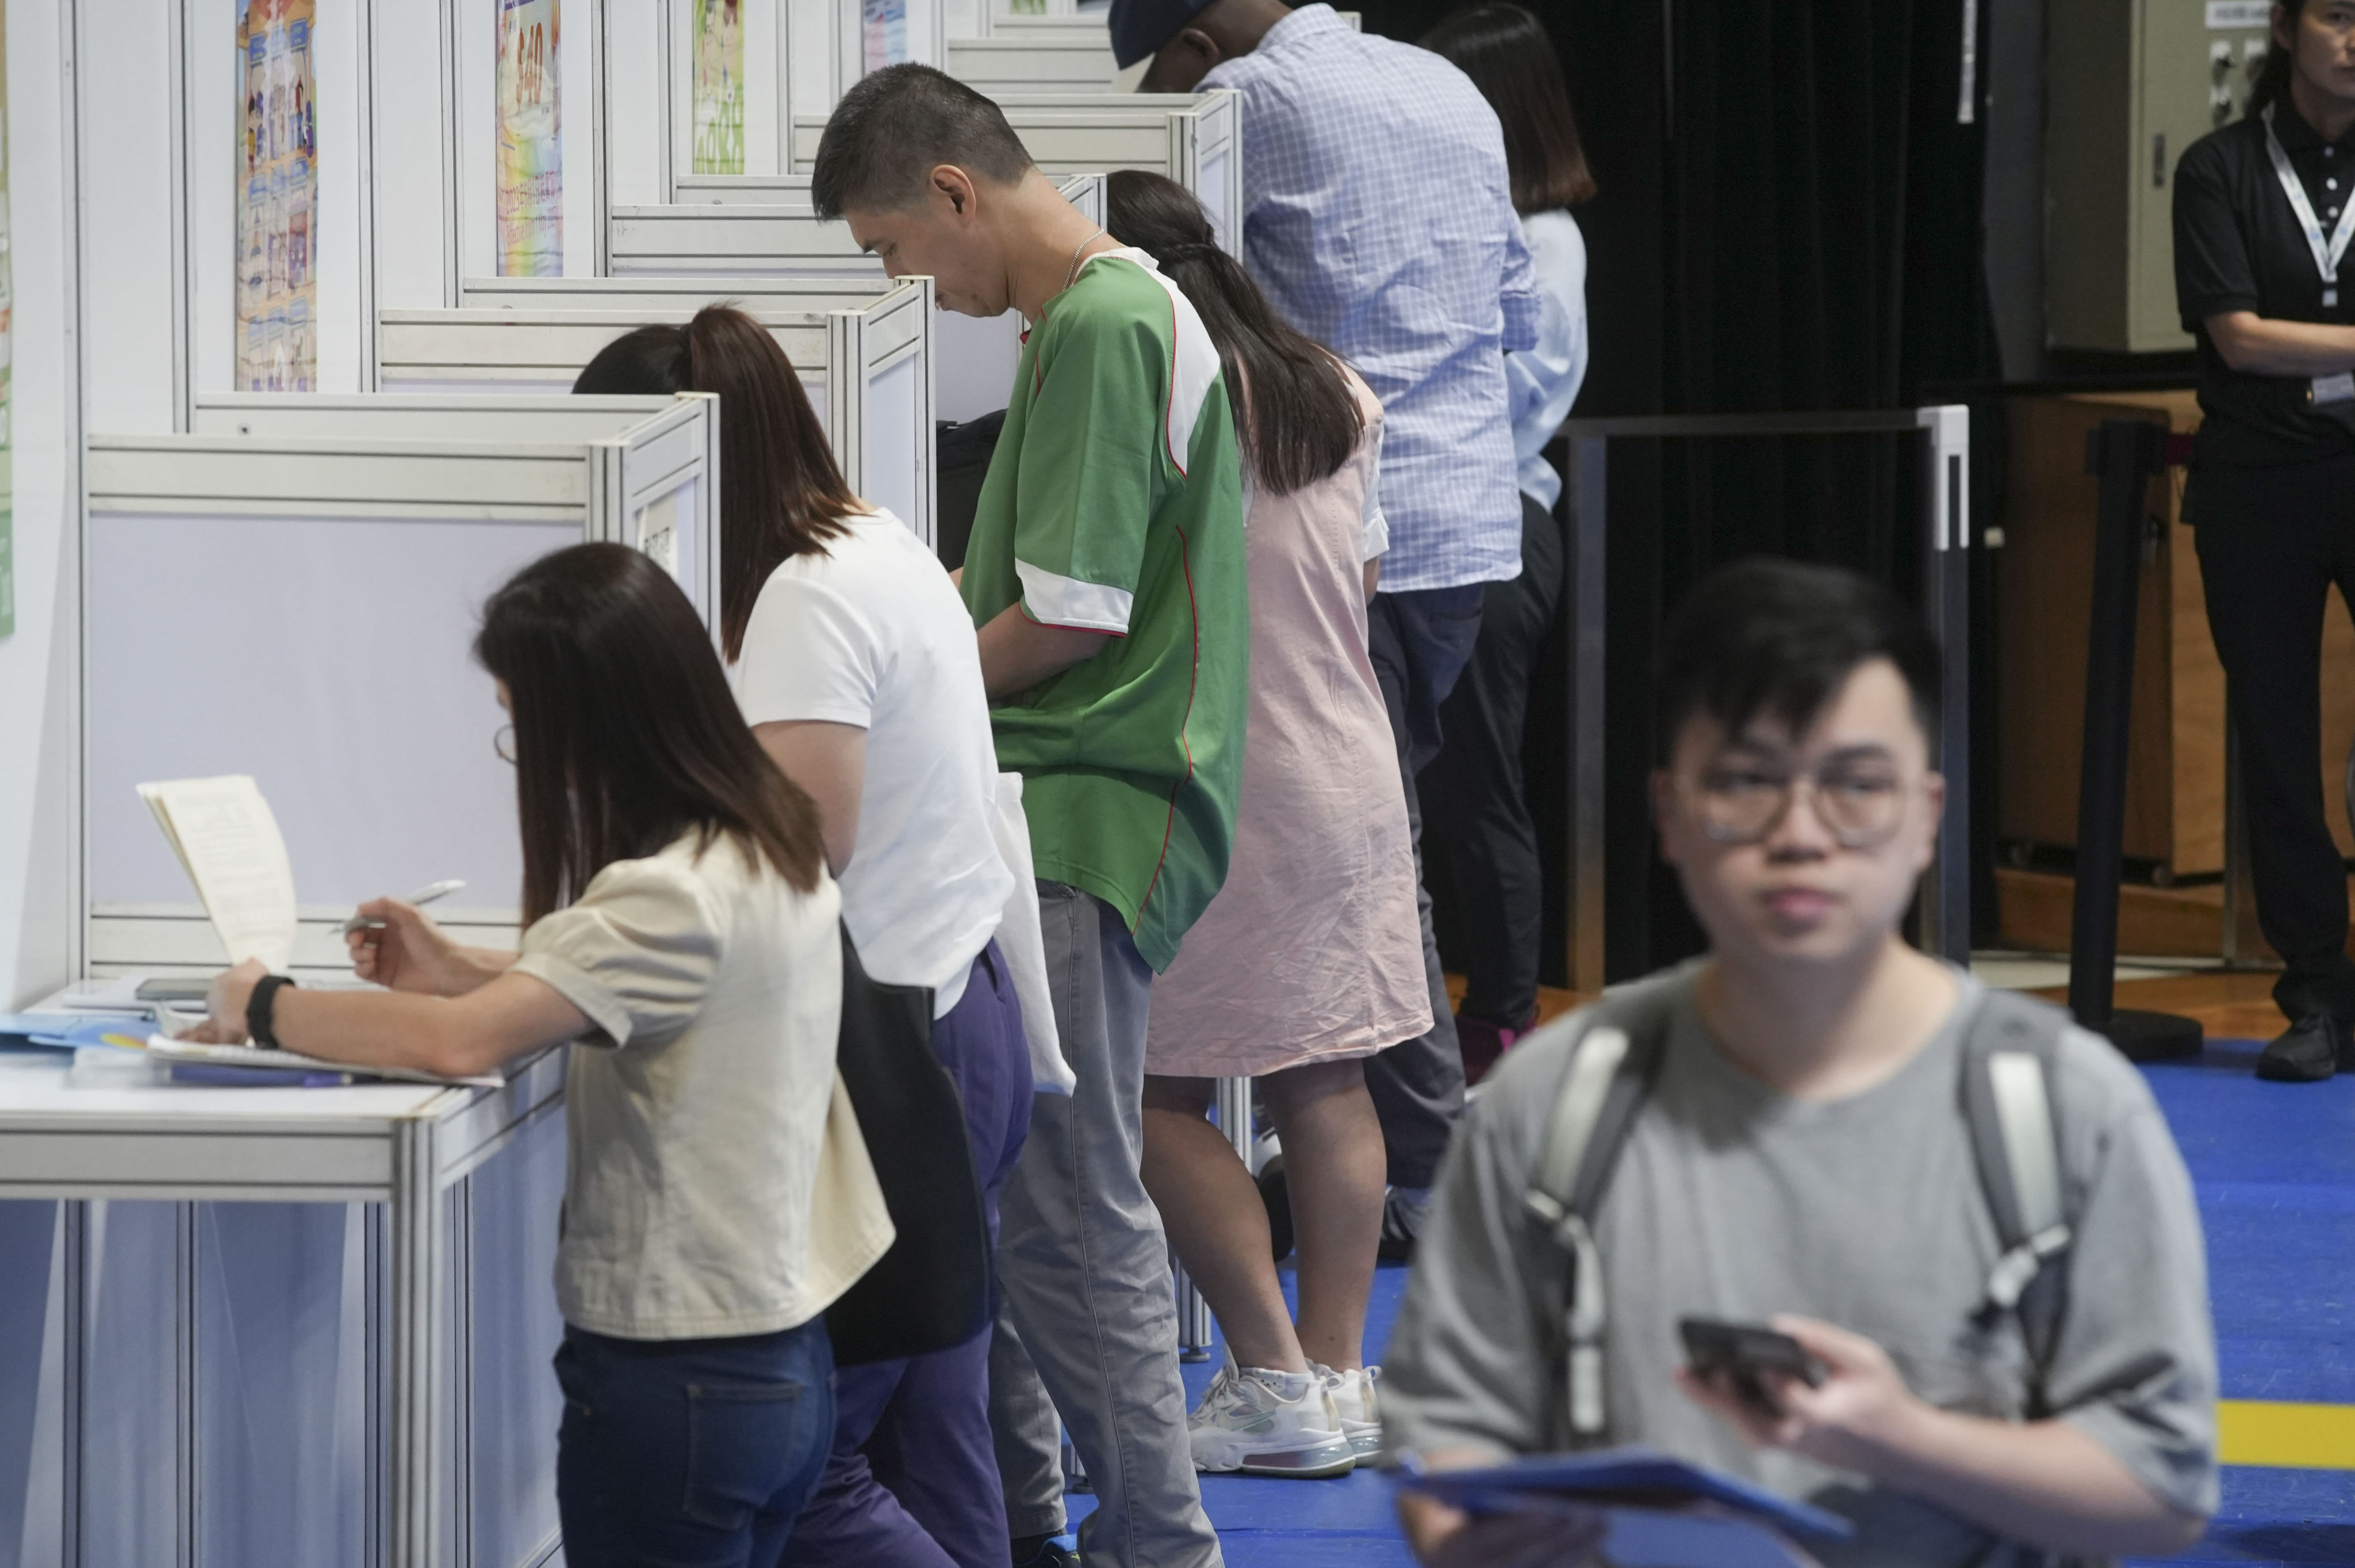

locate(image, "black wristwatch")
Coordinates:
247 973 300 1050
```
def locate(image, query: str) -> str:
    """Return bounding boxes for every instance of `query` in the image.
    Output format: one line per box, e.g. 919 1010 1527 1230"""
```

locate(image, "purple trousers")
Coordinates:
782 941 1033 1568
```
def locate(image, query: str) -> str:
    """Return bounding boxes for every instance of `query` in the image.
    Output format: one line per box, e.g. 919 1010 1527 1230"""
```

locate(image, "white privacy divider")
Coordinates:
789 91 1243 252
378 278 934 542
620 172 1104 269
945 24 1121 95
608 177 1099 424
81 394 718 976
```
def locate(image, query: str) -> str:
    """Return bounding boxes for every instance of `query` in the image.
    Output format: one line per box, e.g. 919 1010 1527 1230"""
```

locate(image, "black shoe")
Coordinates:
1011 1534 1077 1568
2256 1014 2348 1083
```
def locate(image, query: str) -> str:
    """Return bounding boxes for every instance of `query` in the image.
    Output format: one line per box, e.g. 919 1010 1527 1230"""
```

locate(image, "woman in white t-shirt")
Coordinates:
191 543 890 1567
575 307 1030 1568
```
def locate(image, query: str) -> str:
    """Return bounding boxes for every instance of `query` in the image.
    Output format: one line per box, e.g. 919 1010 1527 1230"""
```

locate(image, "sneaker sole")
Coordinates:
2256 1057 2337 1083
1341 1430 1381 1459
1195 1436 1358 1478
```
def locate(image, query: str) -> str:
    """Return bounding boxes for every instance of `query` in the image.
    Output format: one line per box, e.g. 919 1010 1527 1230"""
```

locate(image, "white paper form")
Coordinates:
136 776 301 973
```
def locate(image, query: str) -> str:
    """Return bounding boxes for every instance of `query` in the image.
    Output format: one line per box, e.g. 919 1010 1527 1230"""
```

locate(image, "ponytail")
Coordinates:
2249 0 2304 118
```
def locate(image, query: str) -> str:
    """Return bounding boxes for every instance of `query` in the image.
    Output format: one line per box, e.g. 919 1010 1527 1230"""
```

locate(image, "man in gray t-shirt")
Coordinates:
1385 560 2216 1566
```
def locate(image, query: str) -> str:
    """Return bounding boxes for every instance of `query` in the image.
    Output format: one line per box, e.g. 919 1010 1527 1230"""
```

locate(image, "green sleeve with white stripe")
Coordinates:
1010 285 1172 635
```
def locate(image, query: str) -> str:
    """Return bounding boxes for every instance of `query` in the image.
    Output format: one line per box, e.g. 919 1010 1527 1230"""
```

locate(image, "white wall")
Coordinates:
0 0 84 1009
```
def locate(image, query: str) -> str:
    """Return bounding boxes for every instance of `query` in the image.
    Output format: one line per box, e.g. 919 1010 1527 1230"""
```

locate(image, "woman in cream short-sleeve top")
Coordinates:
193 543 889 1565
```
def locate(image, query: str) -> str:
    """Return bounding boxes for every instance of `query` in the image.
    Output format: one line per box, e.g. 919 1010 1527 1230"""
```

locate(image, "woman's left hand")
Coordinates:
182 957 271 1044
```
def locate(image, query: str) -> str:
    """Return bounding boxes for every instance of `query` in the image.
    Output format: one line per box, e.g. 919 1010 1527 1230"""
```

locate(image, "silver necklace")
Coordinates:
1063 227 1107 291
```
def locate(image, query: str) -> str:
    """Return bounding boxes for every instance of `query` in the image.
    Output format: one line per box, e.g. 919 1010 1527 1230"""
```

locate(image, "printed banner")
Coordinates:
236 0 318 394
0 0 11 638
863 0 908 76
497 0 562 277
692 0 744 176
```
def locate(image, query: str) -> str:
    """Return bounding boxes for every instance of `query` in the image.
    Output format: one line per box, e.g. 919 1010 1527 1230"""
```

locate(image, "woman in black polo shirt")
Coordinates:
2174 0 2355 1082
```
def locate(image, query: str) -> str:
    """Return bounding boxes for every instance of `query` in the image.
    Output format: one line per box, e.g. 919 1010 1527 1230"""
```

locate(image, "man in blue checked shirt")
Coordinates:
1114 0 1543 1253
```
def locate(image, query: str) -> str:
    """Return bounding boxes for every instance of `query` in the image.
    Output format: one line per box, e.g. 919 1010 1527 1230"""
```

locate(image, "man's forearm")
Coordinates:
976 602 1110 700
2208 311 2355 376
1865 1404 2204 1557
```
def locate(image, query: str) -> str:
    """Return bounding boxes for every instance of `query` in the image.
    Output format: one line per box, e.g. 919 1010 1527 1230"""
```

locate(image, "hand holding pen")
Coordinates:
344 883 512 998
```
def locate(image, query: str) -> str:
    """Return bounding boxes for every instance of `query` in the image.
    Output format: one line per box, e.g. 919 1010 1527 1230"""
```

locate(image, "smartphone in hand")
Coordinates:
1678 1317 1825 1420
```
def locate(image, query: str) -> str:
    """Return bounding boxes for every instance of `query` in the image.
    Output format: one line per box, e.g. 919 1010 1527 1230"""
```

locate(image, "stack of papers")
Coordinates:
1397 1448 1854 1568
137 775 300 973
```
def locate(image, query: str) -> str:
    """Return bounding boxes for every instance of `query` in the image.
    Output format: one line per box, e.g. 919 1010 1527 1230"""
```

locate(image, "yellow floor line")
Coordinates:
2218 1400 2355 1470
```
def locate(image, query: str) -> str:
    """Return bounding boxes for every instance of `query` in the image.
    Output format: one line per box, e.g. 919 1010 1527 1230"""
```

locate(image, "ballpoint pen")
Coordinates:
340 879 467 937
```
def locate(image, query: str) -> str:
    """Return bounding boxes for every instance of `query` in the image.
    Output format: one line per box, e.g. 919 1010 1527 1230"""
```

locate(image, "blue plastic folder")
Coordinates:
1397 1447 1854 1568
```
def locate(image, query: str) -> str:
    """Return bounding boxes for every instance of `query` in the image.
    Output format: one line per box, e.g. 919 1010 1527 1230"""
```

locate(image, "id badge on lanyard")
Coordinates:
2262 105 2355 406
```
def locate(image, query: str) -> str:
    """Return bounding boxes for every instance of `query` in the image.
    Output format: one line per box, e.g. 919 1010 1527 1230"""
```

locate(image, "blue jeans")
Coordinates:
784 942 1035 1568
555 1317 835 1568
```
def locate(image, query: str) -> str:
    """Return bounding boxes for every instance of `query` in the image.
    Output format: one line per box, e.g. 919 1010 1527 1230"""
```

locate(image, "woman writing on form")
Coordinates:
573 305 1034 1568
192 543 891 1568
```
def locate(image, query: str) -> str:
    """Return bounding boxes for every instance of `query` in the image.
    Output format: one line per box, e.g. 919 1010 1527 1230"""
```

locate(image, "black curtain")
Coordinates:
1358 0 1999 980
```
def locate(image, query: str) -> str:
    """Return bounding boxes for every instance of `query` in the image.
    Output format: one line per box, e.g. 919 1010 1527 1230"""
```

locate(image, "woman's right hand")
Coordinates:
348 898 471 996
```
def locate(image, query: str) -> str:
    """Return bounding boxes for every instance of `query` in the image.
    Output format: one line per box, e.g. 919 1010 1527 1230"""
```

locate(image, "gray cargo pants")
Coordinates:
987 881 1222 1568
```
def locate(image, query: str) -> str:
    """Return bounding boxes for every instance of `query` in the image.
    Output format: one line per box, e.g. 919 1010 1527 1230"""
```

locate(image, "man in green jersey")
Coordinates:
814 66 1248 1568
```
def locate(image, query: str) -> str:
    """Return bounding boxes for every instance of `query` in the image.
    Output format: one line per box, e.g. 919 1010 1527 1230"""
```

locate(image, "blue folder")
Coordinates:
1397 1446 1855 1567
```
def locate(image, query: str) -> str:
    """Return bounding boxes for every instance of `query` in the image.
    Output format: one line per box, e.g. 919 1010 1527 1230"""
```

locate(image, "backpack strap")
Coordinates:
1522 977 1678 1436
1959 990 2077 1414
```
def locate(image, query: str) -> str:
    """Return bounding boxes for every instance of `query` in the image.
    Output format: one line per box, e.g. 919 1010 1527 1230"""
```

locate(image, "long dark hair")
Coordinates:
1106 170 1363 494
2250 0 2309 119
1421 3 1597 213
475 543 829 925
573 305 860 662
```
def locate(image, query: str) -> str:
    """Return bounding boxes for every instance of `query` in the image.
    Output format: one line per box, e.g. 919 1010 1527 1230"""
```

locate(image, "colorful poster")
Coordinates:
0 0 11 639
496 0 561 277
691 0 744 176
862 0 908 76
236 0 317 394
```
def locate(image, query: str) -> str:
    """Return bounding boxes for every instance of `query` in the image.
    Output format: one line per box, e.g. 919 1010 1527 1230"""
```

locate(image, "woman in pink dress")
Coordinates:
1114 171 1431 1479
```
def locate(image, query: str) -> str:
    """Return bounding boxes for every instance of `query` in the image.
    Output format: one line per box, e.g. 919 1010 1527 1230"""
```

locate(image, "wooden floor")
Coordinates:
1452 970 2287 1042
2033 968 2286 1041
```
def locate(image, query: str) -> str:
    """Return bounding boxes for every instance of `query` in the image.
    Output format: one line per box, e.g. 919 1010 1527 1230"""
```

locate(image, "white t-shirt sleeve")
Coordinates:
733 568 883 731
1360 417 1390 563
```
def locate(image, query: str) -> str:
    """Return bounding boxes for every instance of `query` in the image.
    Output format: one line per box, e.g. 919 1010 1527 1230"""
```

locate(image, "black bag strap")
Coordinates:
1957 988 2077 1414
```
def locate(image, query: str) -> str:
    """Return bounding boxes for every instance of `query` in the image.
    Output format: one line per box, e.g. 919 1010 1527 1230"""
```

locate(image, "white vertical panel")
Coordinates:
312 0 369 391
601 0 665 208
463 1110 565 1567
373 1 451 311
76 0 178 431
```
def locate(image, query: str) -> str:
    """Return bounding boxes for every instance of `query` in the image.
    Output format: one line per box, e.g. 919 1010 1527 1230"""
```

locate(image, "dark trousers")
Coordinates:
1420 493 1567 1030
1364 582 1487 1188
785 942 1034 1568
2194 453 2355 1023
555 1317 835 1568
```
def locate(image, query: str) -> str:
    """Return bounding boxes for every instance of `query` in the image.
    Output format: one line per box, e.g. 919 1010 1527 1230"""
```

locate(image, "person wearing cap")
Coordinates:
810 63 1248 1568
2174 0 2355 1082
1113 0 1542 1254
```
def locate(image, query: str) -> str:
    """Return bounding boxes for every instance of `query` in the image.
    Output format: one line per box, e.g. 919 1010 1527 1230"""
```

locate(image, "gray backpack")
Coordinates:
1522 977 2079 1440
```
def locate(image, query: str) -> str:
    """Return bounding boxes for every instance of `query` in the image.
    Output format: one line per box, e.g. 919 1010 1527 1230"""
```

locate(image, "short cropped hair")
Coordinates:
1654 558 1940 763
811 64 1035 219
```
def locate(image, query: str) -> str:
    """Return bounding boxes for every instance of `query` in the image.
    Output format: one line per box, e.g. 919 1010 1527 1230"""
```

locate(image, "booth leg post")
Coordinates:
2070 419 2201 1060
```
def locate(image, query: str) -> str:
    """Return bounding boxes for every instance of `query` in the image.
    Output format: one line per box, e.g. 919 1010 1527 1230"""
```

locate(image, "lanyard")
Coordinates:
2264 102 2355 308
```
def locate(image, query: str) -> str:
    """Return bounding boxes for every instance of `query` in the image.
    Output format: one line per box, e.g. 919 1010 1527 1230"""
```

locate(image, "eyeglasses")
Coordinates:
494 724 516 765
1684 760 1917 849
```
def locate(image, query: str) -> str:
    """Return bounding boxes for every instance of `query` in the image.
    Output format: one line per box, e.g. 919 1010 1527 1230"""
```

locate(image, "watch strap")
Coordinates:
246 974 300 1051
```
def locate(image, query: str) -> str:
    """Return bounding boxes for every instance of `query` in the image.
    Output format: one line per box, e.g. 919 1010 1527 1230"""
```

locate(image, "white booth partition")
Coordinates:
788 91 1244 251
379 279 936 543
945 24 1122 95
605 176 1098 424
43 392 716 1568
84 392 718 977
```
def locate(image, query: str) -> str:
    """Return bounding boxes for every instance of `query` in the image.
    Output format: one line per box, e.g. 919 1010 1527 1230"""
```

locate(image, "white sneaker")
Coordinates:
1317 1363 1383 1458
1187 1364 1357 1477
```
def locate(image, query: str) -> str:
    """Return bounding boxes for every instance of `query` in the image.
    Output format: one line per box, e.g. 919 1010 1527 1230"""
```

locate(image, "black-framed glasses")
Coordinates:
1683 761 1917 849
493 724 516 765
